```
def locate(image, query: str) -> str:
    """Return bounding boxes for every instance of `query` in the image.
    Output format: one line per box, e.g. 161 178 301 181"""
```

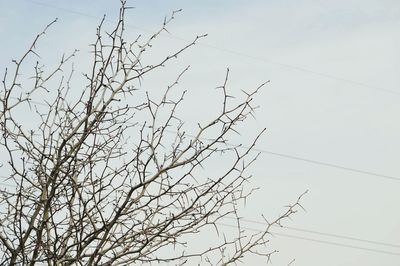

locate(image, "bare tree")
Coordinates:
0 1 304 265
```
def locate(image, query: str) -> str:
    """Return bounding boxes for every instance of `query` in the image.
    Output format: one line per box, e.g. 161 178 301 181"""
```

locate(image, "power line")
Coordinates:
191 44 400 96
12 2 400 180
11 0 400 181
1 176 399 249
2 97 399 183
216 222 400 256
221 216 400 249
0 177 399 255
2 102 399 252
4 2 398 183
167 130 400 182
22 0 400 96
251 148 400 182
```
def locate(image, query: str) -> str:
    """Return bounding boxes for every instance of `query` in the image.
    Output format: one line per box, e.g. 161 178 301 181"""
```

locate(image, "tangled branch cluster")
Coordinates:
0 2 304 265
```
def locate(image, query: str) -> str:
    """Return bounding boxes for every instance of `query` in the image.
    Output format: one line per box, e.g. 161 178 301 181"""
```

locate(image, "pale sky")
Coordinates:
1 0 400 265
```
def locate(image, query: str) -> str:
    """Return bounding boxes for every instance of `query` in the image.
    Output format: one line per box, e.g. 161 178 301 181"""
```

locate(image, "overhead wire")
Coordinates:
4 96 399 182
0 177 399 255
251 148 400 181
0 104 398 250
2 94 400 251
221 216 400 249
2 0 398 185
164 130 400 182
6 96 398 182
21 0 400 96
10 0 399 181
13 1 400 181
217 222 400 256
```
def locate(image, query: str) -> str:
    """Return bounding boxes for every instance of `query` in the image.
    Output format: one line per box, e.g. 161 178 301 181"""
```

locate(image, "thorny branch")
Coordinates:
0 1 304 265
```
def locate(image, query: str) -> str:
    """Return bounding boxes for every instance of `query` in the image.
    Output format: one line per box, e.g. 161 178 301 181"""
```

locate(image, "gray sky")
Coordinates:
1 0 400 265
